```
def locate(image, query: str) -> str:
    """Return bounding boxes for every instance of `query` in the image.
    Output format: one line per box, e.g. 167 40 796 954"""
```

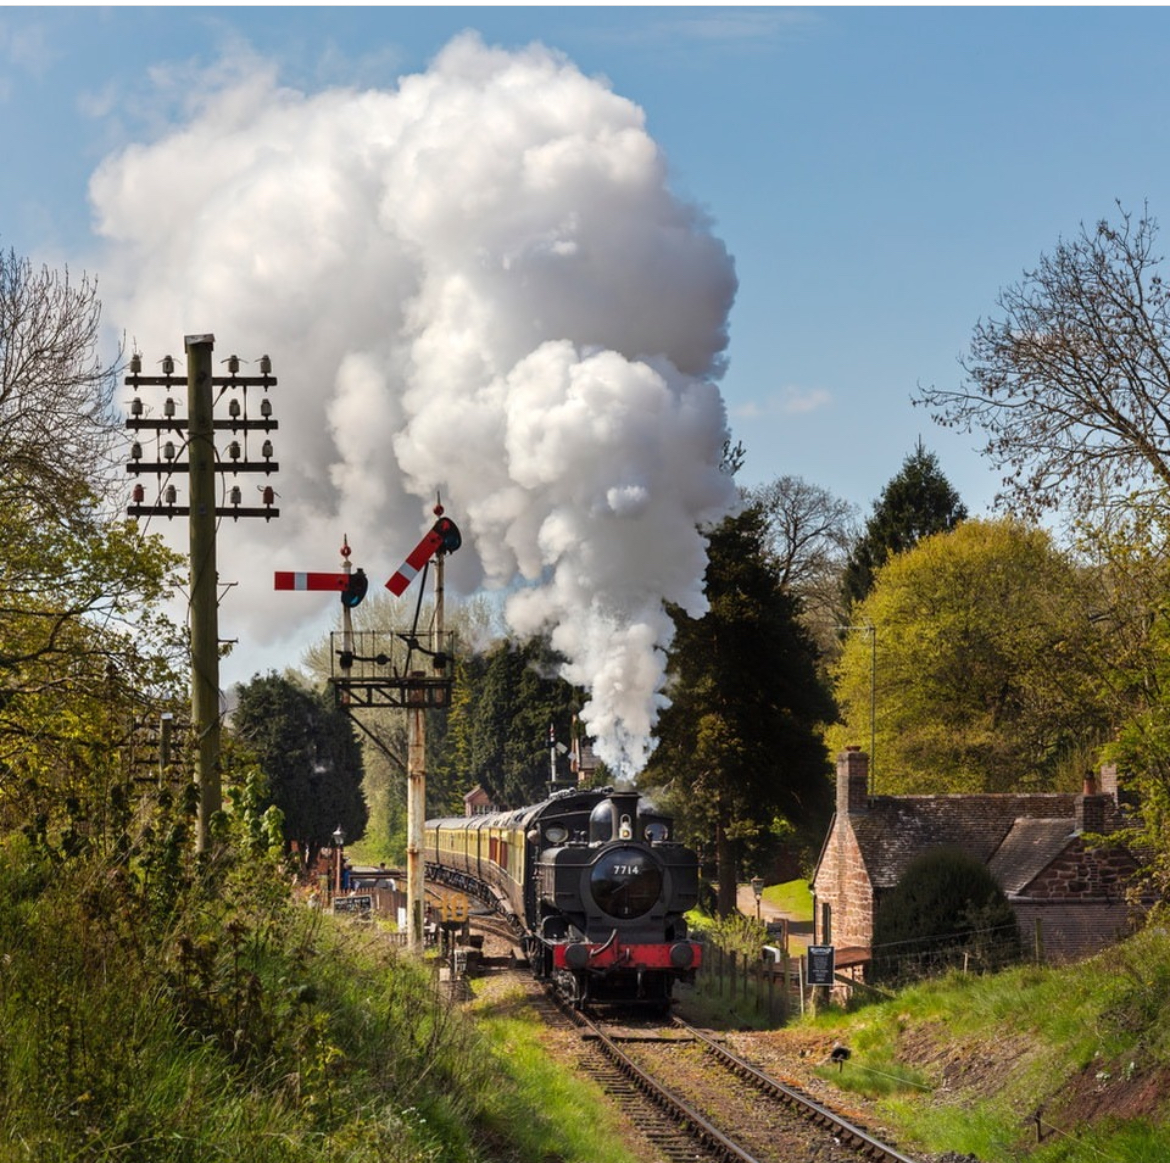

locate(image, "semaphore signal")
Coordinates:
386 513 462 595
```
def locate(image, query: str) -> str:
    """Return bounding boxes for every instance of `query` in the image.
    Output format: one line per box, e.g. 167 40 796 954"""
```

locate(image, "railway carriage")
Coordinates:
426 786 702 1007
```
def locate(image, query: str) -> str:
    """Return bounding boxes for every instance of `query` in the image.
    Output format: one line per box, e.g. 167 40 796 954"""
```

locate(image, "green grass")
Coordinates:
762 878 813 920
468 981 646 1163
791 926 1170 1162
0 827 648 1163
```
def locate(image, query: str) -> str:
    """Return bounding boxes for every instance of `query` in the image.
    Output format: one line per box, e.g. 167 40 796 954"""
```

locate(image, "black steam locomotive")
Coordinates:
425 786 702 1007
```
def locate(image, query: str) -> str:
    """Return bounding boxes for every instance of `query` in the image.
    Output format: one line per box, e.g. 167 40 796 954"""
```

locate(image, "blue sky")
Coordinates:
5 6 1170 747
9 6 1170 517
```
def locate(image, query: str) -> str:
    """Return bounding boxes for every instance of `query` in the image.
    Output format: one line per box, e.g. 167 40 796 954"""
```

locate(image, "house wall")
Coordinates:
816 819 876 949
1026 838 1137 900
814 749 877 949
1011 899 1134 963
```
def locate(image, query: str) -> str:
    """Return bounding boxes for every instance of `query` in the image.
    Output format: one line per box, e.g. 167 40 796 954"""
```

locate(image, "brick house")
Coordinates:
810 747 1141 970
463 785 498 815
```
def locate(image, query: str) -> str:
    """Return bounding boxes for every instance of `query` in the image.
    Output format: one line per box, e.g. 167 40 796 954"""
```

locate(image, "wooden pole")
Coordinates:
406 690 426 951
186 334 220 853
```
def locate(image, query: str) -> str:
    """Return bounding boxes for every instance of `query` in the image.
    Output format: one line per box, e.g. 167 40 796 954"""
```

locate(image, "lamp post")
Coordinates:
332 826 346 897
750 876 764 922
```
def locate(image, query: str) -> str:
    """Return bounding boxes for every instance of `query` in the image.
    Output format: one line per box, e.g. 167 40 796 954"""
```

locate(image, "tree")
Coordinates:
643 504 834 917
871 848 1021 984
443 636 583 809
0 251 186 843
918 204 1170 522
830 518 1111 793
841 441 967 608
0 250 120 515
748 475 857 649
301 591 507 861
232 674 367 868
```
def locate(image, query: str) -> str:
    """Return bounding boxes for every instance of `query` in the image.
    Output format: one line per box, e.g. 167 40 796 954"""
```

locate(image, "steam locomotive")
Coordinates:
425 786 702 1008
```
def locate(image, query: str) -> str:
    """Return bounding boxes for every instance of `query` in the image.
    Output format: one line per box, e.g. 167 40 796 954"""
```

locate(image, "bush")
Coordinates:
872 847 1020 984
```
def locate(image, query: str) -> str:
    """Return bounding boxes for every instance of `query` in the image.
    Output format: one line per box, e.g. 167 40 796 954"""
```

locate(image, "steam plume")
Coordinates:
92 34 738 773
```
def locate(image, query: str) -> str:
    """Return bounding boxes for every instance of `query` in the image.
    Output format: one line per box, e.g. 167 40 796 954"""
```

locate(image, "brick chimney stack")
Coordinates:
1076 770 1109 834
837 747 869 816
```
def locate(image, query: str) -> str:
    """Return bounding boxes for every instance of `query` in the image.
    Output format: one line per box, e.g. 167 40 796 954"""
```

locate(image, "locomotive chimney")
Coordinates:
609 790 640 841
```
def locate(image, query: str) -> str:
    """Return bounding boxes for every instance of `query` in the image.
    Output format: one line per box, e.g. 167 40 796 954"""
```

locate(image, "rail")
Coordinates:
672 1015 924 1163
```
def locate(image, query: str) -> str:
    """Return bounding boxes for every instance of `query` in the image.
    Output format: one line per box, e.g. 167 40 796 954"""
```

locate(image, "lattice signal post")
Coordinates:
125 334 279 852
327 507 461 950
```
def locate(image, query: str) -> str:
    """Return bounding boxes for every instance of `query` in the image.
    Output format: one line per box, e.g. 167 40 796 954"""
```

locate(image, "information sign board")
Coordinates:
806 944 836 986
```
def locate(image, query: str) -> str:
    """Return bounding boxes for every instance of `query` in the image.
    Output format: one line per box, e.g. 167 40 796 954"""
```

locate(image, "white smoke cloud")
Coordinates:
91 33 738 774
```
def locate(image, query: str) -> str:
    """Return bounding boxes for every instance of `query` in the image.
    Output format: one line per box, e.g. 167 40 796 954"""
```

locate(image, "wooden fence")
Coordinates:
693 942 808 1023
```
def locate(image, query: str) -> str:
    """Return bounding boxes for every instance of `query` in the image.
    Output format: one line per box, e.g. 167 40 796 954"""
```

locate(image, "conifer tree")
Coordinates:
233 674 368 868
643 504 833 916
842 440 967 608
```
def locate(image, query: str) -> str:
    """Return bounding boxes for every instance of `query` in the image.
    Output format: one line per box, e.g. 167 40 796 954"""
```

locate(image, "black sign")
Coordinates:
333 894 373 915
806 944 836 986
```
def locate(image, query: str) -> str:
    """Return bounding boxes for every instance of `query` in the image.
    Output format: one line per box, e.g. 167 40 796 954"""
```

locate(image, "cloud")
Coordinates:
732 385 832 418
91 32 739 775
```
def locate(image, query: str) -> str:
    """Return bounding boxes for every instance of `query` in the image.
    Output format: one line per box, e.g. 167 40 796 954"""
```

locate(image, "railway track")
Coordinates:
465 913 925 1163
556 994 925 1163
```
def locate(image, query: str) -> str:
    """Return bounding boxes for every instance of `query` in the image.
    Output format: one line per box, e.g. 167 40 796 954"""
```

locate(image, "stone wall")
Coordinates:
1025 837 1137 900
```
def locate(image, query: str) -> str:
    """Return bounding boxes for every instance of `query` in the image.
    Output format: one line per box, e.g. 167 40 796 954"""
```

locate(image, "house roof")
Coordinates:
987 819 1076 894
845 793 1079 890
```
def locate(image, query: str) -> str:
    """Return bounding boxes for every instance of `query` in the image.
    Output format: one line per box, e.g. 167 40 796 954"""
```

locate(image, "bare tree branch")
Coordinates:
917 203 1170 519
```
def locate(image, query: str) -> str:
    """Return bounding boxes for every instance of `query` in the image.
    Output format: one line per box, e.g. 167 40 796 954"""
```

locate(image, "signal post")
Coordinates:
281 508 460 952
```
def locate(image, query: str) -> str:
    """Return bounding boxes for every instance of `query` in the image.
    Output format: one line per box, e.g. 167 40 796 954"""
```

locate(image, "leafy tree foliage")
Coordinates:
918 204 1170 523
830 518 1110 793
232 673 367 867
872 847 1021 983
841 441 967 609
0 250 186 839
440 636 582 809
1077 508 1170 909
642 504 834 916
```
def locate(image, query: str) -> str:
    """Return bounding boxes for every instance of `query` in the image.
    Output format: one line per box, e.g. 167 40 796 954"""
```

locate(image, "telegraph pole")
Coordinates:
125 335 279 851
187 335 220 850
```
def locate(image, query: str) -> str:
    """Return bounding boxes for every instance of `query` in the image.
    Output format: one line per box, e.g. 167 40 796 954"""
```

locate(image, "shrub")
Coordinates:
872 847 1020 984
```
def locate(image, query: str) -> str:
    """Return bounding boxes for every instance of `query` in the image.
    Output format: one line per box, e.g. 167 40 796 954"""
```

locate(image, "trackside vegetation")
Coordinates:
801 924 1170 1162
0 813 641 1163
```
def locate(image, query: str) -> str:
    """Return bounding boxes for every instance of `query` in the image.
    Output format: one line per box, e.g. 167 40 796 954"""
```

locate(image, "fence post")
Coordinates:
781 949 789 1022
1034 917 1044 965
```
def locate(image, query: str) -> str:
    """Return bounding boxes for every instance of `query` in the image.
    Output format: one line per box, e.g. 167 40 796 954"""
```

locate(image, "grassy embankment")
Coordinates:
0 829 643 1163
12 825 1168 1163
685 880 1170 1162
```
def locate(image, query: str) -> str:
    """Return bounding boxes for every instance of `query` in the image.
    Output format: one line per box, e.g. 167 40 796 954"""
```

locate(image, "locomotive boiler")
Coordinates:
425 786 702 1008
